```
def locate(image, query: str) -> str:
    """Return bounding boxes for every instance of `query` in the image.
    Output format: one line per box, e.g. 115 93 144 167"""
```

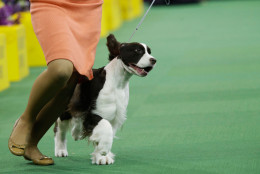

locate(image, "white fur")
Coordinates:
89 119 114 165
92 58 131 135
137 43 154 68
55 118 69 157
54 116 84 157
71 117 84 141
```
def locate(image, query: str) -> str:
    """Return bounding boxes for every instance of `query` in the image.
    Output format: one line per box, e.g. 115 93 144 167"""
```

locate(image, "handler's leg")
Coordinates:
24 72 79 165
9 59 74 156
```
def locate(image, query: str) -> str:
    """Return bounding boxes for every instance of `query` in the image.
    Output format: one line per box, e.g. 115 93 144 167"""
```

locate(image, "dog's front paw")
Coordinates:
55 149 68 157
91 152 115 165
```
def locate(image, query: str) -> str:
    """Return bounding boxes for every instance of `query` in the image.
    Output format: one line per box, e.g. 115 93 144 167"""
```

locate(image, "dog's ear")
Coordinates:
106 34 121 61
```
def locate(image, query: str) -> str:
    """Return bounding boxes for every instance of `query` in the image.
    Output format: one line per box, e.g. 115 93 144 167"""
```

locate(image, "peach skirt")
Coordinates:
30 0 103 79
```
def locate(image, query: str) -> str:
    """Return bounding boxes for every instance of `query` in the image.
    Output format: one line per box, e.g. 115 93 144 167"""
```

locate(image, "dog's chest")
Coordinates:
92 84 129 129
92 60 130 131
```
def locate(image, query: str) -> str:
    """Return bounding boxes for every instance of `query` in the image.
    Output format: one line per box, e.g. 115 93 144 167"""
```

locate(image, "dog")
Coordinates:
54 34 157 165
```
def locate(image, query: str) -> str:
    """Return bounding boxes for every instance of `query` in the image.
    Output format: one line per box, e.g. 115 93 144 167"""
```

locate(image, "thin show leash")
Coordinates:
128 0 171 42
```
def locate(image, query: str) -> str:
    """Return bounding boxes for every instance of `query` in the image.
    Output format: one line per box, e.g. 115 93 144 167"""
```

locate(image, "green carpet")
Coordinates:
1 1 260 173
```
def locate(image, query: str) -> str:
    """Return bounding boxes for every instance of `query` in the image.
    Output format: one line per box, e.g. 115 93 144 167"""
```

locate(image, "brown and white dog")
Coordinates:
54 34 157 165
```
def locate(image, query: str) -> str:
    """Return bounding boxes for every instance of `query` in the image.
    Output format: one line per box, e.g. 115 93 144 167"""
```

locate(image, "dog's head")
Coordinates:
106 34 156 77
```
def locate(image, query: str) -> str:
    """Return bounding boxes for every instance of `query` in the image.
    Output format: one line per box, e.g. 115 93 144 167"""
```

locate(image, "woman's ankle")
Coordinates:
19 113 35 124
24 145 44 159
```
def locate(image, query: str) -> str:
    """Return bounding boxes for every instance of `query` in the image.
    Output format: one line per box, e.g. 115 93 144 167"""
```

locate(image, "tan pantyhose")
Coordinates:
9 59 79 162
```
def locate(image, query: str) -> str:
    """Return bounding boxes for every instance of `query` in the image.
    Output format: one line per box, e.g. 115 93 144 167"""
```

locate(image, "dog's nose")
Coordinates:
150 58 157 65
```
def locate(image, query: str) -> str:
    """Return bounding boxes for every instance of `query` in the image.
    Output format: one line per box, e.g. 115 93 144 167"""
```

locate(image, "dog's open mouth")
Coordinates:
129 64 153 76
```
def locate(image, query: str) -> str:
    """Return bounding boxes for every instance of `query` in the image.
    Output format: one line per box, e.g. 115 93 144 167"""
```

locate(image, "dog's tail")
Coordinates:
106 34 121 61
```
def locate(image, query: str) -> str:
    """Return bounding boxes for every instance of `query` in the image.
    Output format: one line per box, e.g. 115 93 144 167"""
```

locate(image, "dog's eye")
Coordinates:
135 49 143 54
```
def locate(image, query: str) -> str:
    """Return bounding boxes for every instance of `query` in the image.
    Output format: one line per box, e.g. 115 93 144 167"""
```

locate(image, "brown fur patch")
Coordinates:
106 34 121 61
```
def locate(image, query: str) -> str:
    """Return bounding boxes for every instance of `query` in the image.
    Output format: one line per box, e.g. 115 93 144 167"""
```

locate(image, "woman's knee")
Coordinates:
47 59 74 84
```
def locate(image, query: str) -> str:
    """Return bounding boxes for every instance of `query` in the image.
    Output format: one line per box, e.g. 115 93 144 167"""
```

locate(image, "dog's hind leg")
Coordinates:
89 119 114 165
54 117 70 157
71 117 84 141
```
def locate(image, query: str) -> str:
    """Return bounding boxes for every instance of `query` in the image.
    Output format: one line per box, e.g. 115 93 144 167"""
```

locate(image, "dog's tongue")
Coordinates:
135 67 147 76
130 64 148 76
